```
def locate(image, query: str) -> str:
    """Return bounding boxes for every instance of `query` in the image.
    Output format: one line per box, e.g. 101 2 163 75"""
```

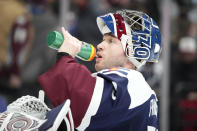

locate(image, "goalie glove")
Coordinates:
0 91 74 131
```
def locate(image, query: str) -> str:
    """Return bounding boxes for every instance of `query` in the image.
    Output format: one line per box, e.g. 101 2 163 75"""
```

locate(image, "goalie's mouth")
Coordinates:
96 53 102 58
96 53 102 61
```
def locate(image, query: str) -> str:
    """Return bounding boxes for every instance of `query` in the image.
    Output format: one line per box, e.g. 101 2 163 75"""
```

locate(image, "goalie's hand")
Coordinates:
58 27 82 58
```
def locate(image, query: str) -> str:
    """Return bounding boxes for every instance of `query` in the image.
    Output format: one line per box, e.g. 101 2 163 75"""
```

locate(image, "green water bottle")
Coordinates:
46 31 96 61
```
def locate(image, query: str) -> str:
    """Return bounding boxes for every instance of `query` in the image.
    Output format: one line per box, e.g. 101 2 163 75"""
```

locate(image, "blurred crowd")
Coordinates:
0 0 196 131
169 0 197 131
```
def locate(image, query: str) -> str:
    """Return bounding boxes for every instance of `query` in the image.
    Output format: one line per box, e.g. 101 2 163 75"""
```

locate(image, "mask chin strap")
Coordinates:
121 34 146 69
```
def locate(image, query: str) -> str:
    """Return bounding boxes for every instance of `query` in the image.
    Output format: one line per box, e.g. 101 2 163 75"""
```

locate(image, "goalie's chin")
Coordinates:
95 62 103 72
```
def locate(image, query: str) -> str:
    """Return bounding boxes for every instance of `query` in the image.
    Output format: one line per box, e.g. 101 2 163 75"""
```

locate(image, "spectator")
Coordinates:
0 0 33 89
171 37 197 131
0 0 33 103
172 37 197 86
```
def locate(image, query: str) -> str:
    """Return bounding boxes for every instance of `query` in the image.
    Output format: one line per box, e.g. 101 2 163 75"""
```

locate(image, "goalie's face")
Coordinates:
95 34 128 71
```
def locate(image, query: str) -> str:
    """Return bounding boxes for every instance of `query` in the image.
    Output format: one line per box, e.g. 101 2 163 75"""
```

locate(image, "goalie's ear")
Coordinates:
39 99 74 131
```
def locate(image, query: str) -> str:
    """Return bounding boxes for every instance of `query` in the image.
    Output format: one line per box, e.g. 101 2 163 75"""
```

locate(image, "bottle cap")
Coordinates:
46 31 64 49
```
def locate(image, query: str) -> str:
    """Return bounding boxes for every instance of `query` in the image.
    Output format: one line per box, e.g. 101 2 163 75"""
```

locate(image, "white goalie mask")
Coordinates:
97 10 162 69
0 91 74 131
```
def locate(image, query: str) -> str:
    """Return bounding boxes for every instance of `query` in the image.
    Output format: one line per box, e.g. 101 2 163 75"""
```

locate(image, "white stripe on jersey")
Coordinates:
127 70 157 109
95 68 157 110
76 77 104 130
147 126 158 131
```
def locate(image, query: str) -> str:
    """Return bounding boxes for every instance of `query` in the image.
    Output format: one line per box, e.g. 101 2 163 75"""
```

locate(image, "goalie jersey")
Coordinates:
38 55 158 131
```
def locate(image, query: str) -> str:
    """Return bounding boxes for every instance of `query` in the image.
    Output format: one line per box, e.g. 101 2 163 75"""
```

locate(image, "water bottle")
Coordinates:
46 31 96 61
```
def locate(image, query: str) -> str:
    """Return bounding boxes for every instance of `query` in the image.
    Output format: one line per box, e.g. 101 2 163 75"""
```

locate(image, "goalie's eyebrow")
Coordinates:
103 32 114 37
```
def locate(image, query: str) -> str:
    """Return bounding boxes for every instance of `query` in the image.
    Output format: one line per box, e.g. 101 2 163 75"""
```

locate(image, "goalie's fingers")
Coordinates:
61 27 70 40
61 27 66 37
61 27 82 46
61 27 74 40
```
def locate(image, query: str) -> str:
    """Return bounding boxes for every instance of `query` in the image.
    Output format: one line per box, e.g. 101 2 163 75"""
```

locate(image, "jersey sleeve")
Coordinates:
38 55 96 127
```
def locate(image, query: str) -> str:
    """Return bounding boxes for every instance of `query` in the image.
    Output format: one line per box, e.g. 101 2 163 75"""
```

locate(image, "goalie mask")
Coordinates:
97 10 162 69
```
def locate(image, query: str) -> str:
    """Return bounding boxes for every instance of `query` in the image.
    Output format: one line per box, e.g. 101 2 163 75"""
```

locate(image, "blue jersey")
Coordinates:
77 67 158 131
